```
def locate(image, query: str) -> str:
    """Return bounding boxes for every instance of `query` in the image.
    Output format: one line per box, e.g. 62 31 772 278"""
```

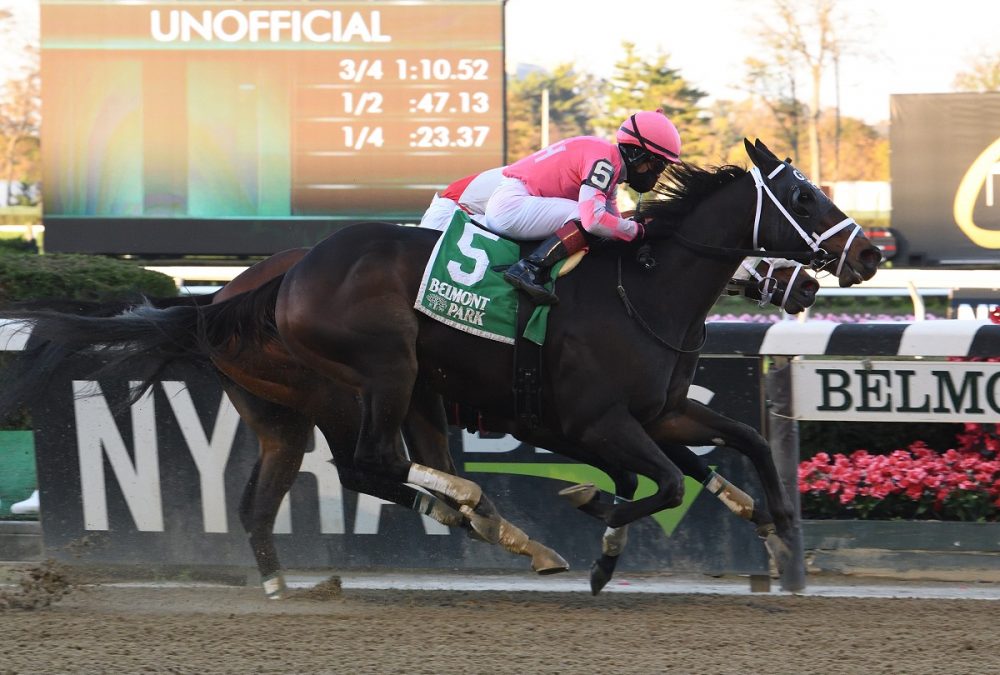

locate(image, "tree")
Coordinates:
953 52 1000 92
741 56 804 160
0 5 40 206
818 114 887 182
596 42 711 163
0 68 40 206
505 64 599 160
703 98 793 165
745 0 872 184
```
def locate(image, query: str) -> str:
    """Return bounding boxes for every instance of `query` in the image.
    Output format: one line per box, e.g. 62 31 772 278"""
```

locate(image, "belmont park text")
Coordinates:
813 366 1000 415
427 279 492 326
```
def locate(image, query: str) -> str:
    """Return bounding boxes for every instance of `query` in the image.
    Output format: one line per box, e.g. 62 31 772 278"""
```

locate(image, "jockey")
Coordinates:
484 109 682 305
418 167 504 231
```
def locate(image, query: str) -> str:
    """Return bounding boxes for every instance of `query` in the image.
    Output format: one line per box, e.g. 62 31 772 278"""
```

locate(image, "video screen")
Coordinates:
41 1 505 254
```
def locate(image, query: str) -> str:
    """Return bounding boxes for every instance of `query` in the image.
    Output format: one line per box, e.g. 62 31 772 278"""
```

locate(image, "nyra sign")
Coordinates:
792 360 1000 422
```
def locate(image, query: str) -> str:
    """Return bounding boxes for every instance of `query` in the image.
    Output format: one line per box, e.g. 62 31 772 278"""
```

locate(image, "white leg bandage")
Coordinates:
601 526 629 557
705 471 755 519
407 463 482 506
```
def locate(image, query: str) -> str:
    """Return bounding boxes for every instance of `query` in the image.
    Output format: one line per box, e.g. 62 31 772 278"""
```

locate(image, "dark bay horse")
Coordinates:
0 230 820 599
0 139 879 596
1 251 570 598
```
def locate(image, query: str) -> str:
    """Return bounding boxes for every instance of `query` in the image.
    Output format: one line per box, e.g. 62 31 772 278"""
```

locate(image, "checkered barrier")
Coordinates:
703 320 1000 357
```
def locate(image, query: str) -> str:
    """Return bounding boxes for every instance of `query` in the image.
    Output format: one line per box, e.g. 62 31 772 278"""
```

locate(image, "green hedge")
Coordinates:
1 244 178 429
0 248 178 305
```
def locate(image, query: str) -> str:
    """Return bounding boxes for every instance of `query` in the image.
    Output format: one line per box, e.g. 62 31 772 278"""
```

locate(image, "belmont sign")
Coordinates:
792 360 1000 422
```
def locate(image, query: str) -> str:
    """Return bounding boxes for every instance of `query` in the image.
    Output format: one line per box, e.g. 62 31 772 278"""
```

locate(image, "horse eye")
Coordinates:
790 187 813 217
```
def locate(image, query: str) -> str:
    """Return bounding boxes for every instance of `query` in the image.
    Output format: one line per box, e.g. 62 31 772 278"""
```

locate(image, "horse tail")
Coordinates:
0 279 281 422
5 291 216 317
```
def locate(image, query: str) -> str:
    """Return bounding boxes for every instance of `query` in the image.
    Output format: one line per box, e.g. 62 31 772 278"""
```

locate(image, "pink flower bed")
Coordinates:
707 312 943 323
799 425 1000 521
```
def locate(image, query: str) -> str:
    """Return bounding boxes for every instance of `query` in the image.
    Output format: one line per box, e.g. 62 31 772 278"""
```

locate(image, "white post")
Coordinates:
907 281 926 321
540 89 549 149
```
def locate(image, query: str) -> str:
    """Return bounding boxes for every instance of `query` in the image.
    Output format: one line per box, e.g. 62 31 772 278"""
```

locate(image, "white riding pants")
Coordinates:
418 194 460 231
483 177 579 240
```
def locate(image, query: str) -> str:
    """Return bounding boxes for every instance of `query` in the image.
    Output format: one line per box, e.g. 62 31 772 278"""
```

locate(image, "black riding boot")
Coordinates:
504 222 586 305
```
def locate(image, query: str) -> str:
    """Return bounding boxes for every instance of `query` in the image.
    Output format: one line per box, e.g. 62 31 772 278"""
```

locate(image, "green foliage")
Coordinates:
0 235 37 254
597 42 711 162
800 420 963 458
0 249 178 305
506 63 599 159
952 51 1000 92
0 248 178 429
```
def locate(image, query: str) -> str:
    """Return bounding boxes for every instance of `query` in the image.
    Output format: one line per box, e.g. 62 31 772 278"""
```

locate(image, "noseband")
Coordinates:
729 257 804 310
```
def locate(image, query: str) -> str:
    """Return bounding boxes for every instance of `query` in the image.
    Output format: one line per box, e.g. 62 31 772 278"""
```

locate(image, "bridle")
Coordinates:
654 163 864 272
749 164 863 276
727 257 805 311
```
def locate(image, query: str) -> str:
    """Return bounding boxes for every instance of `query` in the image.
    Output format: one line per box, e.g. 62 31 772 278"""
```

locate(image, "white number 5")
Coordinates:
587 160 614 190
447 221 499 285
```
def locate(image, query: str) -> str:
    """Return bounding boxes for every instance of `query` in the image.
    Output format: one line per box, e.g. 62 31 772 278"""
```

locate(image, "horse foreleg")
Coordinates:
658 443 756 522
556 464 638 594
649 402 796 573
570 408 686 528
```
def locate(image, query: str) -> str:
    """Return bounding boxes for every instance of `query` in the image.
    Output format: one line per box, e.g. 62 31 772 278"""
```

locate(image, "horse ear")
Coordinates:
743 138 759 166
754 139 779 161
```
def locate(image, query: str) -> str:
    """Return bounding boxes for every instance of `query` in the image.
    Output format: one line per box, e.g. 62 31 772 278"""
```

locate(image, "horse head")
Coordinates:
730 257 819 314
743 138 882 287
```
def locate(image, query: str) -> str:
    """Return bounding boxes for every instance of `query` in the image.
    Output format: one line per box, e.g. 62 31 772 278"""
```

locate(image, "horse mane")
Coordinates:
636 162 746 225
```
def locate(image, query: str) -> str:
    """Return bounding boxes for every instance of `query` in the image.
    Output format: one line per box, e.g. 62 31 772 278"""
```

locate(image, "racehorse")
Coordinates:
0 139 878 596
4 247 816 596
269 138 877 572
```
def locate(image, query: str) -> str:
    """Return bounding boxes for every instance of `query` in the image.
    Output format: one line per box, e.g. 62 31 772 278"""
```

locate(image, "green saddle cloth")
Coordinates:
414 211 559 345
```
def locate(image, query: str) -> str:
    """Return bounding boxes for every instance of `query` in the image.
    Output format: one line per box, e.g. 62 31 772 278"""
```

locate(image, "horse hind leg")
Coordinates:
401 387 566 573
241 421 311 599
354 384 503 543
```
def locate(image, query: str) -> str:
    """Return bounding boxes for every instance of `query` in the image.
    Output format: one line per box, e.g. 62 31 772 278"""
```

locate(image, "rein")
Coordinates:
616 255 707 354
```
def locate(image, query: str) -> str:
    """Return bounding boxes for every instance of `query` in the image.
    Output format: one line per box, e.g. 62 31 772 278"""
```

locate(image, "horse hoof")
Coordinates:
461 495 502 545
262 573 288 600
558 483 598 509
527 542 570 575
763 532 793 575
589 554 618 596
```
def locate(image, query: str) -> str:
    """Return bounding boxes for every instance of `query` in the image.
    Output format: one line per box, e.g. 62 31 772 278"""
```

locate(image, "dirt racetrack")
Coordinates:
2 572 998 675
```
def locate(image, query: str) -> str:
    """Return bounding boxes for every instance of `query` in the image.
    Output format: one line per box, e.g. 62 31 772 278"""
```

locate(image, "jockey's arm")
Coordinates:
578 183 641 242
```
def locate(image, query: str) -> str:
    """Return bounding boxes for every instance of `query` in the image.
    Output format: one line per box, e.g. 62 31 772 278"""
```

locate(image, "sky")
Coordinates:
3 0 999 125
505 0 1000 124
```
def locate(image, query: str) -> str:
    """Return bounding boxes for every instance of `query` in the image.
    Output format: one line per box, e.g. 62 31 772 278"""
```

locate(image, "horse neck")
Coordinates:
640 177 758 323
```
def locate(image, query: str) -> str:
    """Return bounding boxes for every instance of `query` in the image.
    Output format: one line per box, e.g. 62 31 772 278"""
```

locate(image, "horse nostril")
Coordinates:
860 246 883 268
802 280 820 295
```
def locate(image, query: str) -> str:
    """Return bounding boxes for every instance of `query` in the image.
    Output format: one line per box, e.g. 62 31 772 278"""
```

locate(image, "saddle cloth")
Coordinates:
414 211 561 345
